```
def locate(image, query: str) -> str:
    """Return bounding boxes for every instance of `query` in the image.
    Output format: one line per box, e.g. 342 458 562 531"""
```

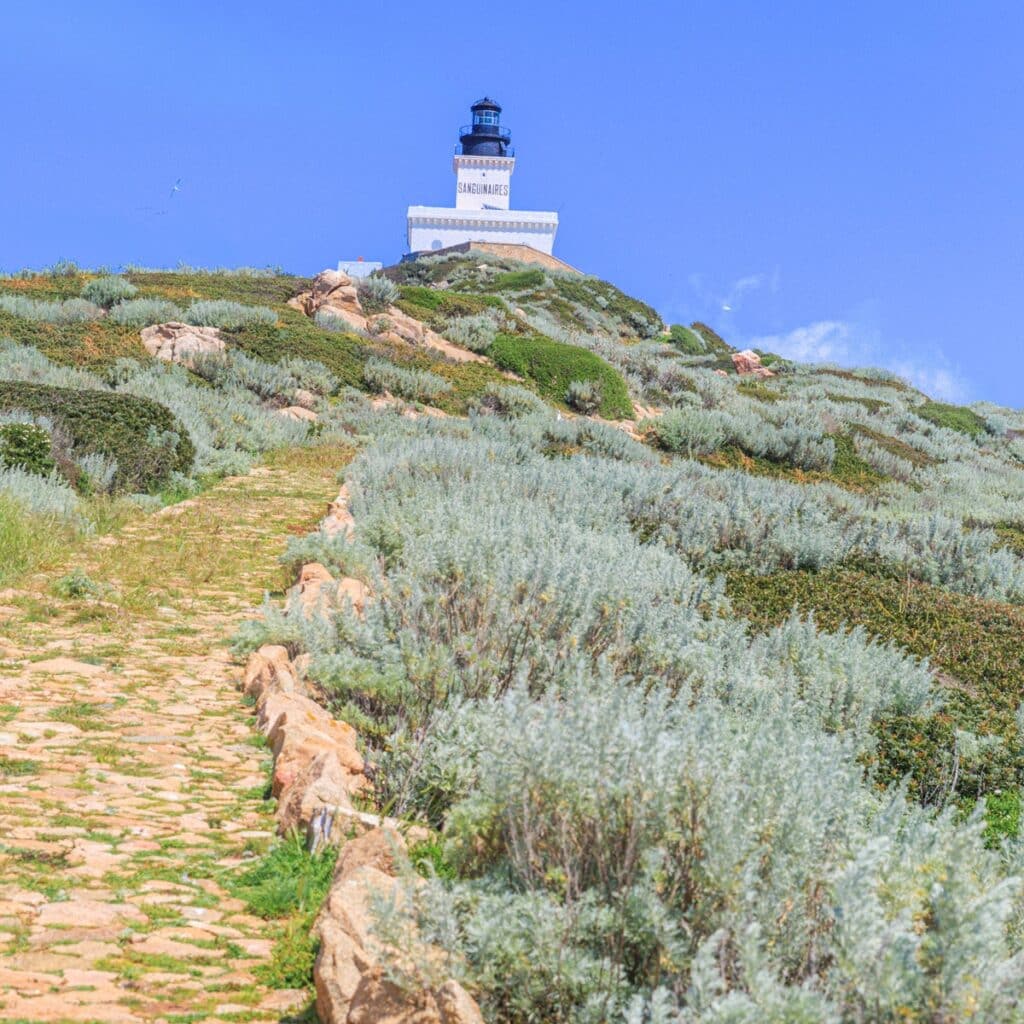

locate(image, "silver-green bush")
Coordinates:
108 298 183 326
0 295 103 323
81 275 138 308
183 299 277 330
362 358 452 404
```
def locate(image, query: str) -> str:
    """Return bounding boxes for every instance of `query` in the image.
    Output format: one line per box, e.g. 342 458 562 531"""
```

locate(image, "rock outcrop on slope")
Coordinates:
141 321 226 367
292 269 488 365
731 348 776 378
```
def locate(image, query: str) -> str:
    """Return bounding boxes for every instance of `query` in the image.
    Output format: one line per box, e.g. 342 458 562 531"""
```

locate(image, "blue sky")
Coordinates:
1 1 1022 407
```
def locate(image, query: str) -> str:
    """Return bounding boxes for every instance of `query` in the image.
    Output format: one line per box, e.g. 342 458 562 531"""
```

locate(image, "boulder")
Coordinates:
279 405 318 423
313 829 484 1024
337 577 370 616
141 322 225 368
276 749 359 836
731 349 776 378
288 562 336 617
243 644 301 700
323 487 356 539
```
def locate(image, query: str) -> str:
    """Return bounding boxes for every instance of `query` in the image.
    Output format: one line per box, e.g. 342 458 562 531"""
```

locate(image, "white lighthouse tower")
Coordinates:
406 98 559 256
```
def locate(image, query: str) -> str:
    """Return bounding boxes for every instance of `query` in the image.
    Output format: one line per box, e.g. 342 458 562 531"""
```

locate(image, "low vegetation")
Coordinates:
6 255 1024 1021
0 380 194 491
489 333 634 418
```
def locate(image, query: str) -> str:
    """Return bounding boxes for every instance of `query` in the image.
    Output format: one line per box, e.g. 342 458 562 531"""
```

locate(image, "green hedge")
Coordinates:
488 334 633 419
917 400 990 438
0 382 193 491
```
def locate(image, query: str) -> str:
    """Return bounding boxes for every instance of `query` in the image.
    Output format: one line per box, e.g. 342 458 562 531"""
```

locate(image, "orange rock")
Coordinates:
243 645 299 700
276 750 359 836
731 349 776 378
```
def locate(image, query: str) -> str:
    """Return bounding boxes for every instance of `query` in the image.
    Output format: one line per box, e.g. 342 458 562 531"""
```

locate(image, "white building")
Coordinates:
406 98 558 256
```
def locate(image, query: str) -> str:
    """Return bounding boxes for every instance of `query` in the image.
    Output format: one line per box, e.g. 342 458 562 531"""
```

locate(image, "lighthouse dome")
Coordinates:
460 97 511 156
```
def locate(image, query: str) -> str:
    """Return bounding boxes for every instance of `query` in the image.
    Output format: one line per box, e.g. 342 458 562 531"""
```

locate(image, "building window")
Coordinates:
431 239 442 250
474 110 498 126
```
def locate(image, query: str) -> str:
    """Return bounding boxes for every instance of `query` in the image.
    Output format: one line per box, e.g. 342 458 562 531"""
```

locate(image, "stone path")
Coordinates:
0 445 351 1023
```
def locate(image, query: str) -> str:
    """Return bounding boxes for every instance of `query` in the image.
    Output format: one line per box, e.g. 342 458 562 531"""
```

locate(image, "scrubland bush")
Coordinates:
108 297 183 326
469 382 548 419
0 421 54 475
0 295 102 323
565 378 602 414
444 313 497 353
0 465 80 519
362 358 452 404
183 299 277 330
489 334 634 419
246 410 1024 1022
357 274 400 313
0 379 193 492
118 363 311 477
81 275 138 308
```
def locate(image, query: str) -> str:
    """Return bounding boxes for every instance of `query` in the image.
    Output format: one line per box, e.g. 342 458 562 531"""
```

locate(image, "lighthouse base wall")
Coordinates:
406 206 558 257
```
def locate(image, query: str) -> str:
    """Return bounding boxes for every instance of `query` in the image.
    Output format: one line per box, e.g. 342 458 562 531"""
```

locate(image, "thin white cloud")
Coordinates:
748 320 972 402
891 362 967 403
748 320 861 364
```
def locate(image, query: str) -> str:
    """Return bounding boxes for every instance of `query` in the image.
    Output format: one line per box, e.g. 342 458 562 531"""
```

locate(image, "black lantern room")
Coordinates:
459 97 512 157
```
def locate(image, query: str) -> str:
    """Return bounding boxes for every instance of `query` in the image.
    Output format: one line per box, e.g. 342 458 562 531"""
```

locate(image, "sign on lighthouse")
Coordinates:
407 98 559 256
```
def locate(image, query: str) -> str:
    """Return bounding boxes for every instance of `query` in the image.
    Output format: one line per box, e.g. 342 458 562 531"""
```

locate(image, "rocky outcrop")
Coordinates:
293 269 488 365
141 322 226 367
731 349 776 378
314 829 483 1024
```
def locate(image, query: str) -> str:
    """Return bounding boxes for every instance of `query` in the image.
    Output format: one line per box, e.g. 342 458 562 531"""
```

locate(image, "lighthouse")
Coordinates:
406 98 559 256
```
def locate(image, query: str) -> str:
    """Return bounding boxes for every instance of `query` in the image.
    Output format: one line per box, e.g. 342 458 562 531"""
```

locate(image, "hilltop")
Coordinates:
2 256 1024 1022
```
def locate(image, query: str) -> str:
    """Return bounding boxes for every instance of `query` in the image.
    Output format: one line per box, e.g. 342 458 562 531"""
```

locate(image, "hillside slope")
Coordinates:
3 257 1024 1022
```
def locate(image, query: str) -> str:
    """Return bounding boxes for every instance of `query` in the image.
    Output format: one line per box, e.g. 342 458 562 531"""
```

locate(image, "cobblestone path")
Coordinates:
0 446 350 1023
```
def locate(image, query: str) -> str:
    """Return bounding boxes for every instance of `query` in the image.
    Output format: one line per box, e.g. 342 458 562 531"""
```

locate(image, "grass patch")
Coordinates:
488 333 633 419
48 701 107 731
852 424 937 468
726 565 1024 799
916 400 989 438
993 522 1024 557
229 832 338 990
826 392 888 415
0 495 79 586
737 380 783 403
0 756 40 777
702 434 884 491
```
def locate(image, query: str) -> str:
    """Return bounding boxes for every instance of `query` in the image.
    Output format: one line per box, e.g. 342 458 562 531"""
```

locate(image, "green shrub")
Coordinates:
917 399 990 438
81 275 138 308
667 323 707 354
108 298 183 327
488 268 548 292
690 320 734 355
183 299 277 330
0 423 54 475
0 382 193 491
488 334 633 419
